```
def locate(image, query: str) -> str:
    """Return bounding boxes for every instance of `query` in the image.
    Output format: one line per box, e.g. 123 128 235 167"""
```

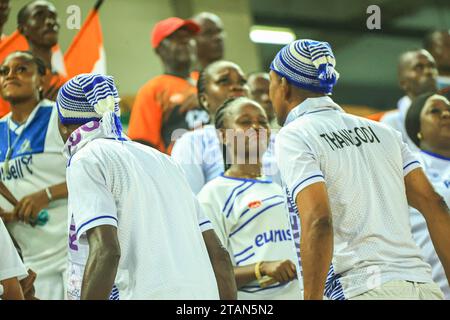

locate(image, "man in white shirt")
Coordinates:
0 217 27 300
269 39 450 300
380 49 438 151
57 73 236 300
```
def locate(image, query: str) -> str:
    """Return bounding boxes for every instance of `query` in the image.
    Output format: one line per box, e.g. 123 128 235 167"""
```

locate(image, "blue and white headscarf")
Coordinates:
270 39 340 94
56 73 127 158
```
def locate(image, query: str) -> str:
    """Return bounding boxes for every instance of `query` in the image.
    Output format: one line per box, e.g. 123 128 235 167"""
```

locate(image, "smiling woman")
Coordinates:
0 50 68 300
406 93 450 299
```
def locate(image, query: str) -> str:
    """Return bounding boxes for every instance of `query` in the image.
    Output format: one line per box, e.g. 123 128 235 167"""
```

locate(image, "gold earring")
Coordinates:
417 132 423 140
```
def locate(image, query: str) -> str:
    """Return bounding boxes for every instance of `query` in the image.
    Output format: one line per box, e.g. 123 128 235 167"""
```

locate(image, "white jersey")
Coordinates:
380 96 419 152
275 96 433 300
0 100 68 300
410 150 450 299
0 219 28 298
171 125 281 194
197 174 302 300
66 138 219 300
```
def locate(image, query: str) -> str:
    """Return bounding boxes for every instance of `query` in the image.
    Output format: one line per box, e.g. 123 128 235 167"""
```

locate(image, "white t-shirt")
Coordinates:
197 174 302 300
66 138 219 300
275 96 433 300
380 95 419 152
0 100 68 299
171 125 281 194
410 150 450 299
0 219 28 298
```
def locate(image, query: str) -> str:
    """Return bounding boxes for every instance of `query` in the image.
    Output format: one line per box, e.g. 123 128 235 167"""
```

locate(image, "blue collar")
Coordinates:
284 96 344 126
421 150 450 162
220 173 272 184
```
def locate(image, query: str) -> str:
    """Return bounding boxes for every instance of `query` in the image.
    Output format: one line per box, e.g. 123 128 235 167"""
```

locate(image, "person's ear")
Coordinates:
281 77 291 100
199 93 209 111
18 24 27 36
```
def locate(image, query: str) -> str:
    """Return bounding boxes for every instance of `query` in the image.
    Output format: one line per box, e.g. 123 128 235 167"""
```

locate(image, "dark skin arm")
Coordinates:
81 225 121 300
13 182 68 225
234 260 297 289
405 168 450 285
296 182 333 300
202 229 237 300
1 277 25 300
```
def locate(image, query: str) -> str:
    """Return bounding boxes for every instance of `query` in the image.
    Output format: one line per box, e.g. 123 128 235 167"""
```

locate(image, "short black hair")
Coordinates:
3 50 47 76
17 1 34 26
405 92 437 147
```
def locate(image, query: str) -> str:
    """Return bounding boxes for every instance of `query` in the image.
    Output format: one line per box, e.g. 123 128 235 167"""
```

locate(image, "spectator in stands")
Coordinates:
0 51 68 300
248 72 278 128
17 0 67 100
171 60 280 194
405 92 450 299
0 0 10 41
197 97 301 299
424 30 450 90
270 39 447 300
57 73 236 300
128 17 209 153
379 49 438 150
191 12 225 76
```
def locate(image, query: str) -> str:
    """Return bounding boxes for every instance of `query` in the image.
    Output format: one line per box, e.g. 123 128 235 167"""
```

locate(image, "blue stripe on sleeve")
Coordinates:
199 220 211 227
291 174 324 199
403 161 420 171
76 215 118 236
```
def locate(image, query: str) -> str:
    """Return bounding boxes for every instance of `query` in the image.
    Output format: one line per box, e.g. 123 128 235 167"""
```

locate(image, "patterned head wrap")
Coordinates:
270 39 340 94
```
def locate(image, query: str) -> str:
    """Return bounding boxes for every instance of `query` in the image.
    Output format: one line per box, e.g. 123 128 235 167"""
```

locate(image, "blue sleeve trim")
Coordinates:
76 215 118 236
199 220 211 227
291 174 325 199
403 161 420 171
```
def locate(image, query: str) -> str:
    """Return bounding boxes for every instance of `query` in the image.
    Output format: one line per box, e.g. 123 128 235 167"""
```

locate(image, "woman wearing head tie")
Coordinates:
406 92 450 299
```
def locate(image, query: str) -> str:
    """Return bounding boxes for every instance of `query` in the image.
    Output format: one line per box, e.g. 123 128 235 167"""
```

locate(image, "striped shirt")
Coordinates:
198 174 302 300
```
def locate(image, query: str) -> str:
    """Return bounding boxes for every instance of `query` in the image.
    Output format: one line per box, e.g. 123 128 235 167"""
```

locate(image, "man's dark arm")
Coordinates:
405 168 450 285
202 229 237 300
81 225 121 300
296 182 333 300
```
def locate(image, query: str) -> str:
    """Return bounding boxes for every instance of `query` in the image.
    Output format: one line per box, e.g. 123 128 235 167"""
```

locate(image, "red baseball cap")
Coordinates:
151 17 200 49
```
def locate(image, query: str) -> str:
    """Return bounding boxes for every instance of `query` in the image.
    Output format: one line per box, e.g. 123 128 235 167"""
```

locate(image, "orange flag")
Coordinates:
64 1 106 78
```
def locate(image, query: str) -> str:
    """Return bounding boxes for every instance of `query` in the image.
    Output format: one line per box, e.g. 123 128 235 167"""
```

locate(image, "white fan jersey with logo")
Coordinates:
275 96 434 300
0 100 68 300
198 174 302 300
66 138 219 300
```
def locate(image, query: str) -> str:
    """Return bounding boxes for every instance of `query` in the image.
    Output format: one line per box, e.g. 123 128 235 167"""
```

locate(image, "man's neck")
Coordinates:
28 42 53 69
164 64 191 79
225 163 263 179
10 98 40 125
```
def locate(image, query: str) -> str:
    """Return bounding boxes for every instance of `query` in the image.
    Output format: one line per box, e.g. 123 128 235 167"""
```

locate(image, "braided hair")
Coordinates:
214 96 250 171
